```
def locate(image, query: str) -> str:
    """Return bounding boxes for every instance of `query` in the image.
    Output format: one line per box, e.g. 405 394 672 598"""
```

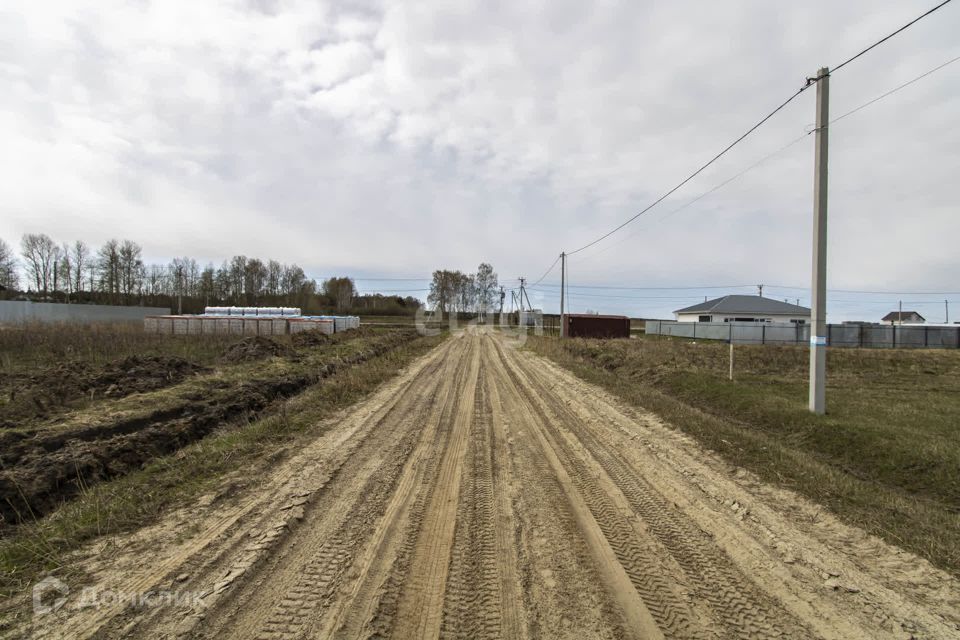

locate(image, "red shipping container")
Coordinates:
563 314 630 338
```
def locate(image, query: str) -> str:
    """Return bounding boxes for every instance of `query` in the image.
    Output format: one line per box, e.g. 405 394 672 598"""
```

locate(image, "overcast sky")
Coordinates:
2 0 958 320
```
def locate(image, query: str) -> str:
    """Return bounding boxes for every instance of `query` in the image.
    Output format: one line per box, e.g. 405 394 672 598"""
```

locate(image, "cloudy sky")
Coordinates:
2 0 958 320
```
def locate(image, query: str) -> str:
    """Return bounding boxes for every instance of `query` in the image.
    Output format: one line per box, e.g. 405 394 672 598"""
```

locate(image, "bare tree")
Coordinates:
200 264 215 307
20 234 59 296
474 262 497 319
58 243 73 302
244 258 267 304
266 260 283 297
97 239 121 303
71 240 89 295
118 240 143 302
322 277 355 313
0 238 18 290
228 255 247 304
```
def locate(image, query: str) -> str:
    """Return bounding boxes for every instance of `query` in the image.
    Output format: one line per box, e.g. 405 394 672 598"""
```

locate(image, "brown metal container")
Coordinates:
563 314 631 339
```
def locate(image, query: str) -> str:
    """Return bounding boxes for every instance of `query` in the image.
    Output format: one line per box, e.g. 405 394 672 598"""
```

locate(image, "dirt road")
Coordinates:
23 329 960 639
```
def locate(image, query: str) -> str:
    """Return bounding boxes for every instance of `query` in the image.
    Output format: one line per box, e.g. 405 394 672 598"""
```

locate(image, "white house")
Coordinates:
674 295 811 324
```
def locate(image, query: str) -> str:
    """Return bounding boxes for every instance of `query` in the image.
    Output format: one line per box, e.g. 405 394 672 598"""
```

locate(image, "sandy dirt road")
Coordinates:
21 328 960 639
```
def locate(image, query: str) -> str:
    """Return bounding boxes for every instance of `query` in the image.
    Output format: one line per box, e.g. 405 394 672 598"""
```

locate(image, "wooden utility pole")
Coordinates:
809 67 829 415
559 252 566 337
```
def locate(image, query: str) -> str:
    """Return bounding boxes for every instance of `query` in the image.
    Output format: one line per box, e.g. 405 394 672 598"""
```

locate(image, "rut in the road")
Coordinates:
441 364 503 639
494 337 808 639
65 329 960 640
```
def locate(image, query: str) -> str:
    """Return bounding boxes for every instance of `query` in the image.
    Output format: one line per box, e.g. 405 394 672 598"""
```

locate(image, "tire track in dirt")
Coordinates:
156 335 473 640
492 336 810 638
487 337 675 639
21 327 960 640
386 334 481 639
319 345 473 639
440 360 504 639
515 348 803 638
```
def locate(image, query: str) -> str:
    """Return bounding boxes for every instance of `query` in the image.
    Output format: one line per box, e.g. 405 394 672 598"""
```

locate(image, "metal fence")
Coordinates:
645 320 960 349
0 301 171 325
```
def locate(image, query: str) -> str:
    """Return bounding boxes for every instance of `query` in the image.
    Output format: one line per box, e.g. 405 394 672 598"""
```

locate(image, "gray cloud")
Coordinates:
1 0 958 320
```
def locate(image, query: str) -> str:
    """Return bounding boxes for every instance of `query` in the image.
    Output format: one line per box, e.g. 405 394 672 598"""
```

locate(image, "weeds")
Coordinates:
528 334 960 577
0 330 446 596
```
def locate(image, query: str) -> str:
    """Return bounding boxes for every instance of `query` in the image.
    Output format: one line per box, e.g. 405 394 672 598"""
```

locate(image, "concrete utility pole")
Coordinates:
809 67 829 415
559 252 566 337
757 284 764 297
946 299 949 324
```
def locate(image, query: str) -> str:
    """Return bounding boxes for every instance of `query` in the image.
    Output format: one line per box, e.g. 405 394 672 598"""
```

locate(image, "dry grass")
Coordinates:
0 322 237 374
0 329 447 596
527 334 960 577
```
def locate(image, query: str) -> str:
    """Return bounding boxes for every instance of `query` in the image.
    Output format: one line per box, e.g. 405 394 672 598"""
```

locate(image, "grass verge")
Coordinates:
527 334 960 577
0 330 447 597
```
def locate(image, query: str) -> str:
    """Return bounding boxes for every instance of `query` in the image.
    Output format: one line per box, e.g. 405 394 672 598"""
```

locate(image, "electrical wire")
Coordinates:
566 85 811 257
832 53 960 124
528 0 955 285
529 254 562 287
829 0 954 74
765 285 960 295
533 283 755 291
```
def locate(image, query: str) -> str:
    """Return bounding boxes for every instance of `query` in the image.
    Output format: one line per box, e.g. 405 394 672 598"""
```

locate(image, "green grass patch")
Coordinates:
527 335 960 577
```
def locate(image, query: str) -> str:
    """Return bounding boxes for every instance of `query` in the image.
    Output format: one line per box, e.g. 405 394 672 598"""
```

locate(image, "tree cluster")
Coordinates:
0 234 423 315
428 262 499 318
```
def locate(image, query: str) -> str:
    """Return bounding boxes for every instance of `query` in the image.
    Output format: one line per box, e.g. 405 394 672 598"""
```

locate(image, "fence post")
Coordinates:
859 324 863 348
893 325 897 349
925 326 929 348
693 323 697 340
762 323 766 345
729 340 734 381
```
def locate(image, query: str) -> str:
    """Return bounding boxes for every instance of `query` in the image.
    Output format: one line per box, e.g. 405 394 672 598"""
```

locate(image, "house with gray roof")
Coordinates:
674 295 810 324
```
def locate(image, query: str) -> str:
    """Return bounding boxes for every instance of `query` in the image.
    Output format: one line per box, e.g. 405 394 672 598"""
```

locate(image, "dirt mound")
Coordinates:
291 330 332 348
2 356 207 423
96 355 208 397
0 329 418 525
220 336 295 363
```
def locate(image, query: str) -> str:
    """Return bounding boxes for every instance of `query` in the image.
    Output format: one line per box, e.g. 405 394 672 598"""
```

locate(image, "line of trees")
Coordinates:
428 263 500 318
0 234 423 316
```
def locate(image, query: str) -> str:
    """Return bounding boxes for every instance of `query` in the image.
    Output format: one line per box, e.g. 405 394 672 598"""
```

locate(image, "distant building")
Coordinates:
881 310 925 325
674 295 810 324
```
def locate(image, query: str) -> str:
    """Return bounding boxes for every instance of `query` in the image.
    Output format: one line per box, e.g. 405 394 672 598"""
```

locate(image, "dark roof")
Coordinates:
675 295 810 316
881 311 925 322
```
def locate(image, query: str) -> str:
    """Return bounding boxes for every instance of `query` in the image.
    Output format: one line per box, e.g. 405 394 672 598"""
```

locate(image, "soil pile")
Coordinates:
220 337 295 363
2 355 207 423
96 355 208 397
291 330 332 348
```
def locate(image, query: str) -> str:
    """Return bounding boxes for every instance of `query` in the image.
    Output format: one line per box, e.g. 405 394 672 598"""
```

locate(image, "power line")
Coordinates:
528 288 706 301
533 283 754 291
531 280 960 296
529 254 562 287
573 51 960 269
566 85 811 256
832 53 960 124
830 0 955 74
765 284 960 295
535 0 955 282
